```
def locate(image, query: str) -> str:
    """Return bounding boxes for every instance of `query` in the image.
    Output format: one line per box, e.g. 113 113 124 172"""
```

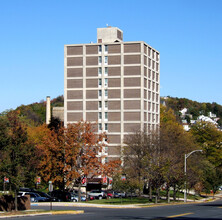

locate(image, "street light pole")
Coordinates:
184 150 203 202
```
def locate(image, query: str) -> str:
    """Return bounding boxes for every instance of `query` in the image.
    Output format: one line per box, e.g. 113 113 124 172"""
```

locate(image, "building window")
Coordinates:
99 90 102 97
156 83 159 92
105 89 108 98
152 71 155 80
148 47 151 57
105 45 108 52
152 61 155 70
148 102 151 111
105 157 108 163
104 78 108 87
99 101 102 109
105 101 108 109
156 94 159 102
105 147 108 154
148 69 151 78
99 56 102 64
98 45 102 53
105 112 108 120
99 123 102 131
156 63 159 71
99 112 102 120
152 50 155 59
156 73 159 81
148 91 151 100
98 67 102 76
152 92 155 101
99 78 102 86
104 56 108 64
156 53 159 61
105 67 108 76
152 103 155 111
105 123 108 131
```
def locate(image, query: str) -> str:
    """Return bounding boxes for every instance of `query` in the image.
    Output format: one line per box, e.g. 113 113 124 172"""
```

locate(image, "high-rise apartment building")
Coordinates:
64 27 160 161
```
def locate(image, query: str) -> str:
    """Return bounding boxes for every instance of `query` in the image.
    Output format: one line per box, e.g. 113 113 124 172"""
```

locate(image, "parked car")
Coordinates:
18 192 48 202
105 191 114 198
114 191 126 198
87 190 105 199
126 192 137 197
72 193 86 202
35 191 57 202
49 190 77 202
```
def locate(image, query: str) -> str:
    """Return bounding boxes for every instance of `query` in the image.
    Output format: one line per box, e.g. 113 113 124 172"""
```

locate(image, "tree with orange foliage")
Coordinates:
36 121 121 193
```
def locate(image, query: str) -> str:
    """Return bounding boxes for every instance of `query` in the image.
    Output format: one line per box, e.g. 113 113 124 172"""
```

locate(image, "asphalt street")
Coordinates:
6 198 222 220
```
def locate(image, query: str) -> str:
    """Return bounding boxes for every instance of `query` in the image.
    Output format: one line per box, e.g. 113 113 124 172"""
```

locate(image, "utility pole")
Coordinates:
184 150 203 202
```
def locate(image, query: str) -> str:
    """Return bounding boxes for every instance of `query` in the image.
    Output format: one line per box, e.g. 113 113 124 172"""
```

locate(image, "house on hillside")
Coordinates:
197 115 218 126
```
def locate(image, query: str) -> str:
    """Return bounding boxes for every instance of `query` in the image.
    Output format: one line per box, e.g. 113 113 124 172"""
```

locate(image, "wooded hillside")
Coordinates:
162 96 222 126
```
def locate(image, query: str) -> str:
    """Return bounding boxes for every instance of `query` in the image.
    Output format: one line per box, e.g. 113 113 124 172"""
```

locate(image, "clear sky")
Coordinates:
0 0 222 113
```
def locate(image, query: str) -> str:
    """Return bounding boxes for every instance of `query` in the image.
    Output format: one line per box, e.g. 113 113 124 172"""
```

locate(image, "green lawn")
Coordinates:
87 197 150 204
86 191 203 205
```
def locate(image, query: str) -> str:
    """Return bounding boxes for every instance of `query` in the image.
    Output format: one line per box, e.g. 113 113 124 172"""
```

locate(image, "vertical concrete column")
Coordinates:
83 45 86 121
64 46 67 127
140 42 144 131
46 96 51 124
120 43 124 158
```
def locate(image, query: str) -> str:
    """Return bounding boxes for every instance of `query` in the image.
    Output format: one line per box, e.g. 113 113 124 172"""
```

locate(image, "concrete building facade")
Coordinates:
64 27 160 161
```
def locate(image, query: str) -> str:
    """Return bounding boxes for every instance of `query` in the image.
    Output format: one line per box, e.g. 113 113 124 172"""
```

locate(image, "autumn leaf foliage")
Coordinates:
37 121 121 190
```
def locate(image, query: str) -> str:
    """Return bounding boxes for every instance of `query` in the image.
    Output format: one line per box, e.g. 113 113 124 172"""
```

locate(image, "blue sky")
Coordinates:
0 0 222 113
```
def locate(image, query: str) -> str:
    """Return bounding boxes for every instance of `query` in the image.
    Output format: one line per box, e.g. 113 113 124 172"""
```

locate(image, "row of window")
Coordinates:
99 112 108 120
98 45 108 53
98 67 108 76
145 91 159 102
146 71 159 81
99 123 108 131
98 78 108 87
98 89 108 98
98 56 108 65
99 101 108 109
147 103 159 112
98 45 159 63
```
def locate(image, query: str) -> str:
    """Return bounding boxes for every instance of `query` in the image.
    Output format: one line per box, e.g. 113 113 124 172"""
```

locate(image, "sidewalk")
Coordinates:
31 196 215 209
32 202 141 209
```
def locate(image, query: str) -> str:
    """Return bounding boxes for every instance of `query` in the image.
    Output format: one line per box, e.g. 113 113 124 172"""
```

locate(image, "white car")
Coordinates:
87 190 105 199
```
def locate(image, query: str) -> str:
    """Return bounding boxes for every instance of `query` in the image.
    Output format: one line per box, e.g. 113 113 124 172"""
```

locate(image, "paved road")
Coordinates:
7 198 222 220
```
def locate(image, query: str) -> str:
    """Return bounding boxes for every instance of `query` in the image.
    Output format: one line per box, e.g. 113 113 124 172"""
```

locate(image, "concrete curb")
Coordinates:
30 197 218 209
0 210 84 218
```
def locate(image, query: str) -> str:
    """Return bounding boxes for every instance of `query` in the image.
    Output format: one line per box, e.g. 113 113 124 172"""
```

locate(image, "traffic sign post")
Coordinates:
3 177 9 192
49 181 53 210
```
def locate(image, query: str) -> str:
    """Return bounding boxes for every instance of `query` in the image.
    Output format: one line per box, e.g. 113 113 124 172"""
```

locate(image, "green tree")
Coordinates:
190 121 222 192
0 111 38 210
160 105 196 201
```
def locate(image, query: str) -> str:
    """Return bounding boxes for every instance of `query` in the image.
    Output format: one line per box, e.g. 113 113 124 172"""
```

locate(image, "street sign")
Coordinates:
4 177 9 183
49 181 53 192
36 177 41 184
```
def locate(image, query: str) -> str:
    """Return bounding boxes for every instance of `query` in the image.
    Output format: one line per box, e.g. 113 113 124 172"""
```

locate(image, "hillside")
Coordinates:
161 96 222 126
15 95 64 126
2 95 222 127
